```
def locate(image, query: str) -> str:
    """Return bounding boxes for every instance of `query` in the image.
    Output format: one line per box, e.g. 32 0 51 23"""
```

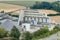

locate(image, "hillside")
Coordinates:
0 0 56 2
0 1 36 7
0 3 26 13
0 0 57 7
0 2 58 15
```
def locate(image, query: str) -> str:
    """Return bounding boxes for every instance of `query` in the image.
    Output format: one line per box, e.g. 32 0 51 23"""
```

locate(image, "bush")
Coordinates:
10 26 20 40
32 25 60 39
33 28 49 38
0 22 1 24
32 37 38 40
11 37 18 40
24 32 33 40
9 14 19 17
54 24 60 30
0 28 8 38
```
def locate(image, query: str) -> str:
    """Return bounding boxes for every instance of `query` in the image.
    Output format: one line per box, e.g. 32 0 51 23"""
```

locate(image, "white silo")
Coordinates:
18 10 24 25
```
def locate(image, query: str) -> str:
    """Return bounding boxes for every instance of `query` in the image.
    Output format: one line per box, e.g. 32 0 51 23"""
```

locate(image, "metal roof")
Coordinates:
0 19 17 31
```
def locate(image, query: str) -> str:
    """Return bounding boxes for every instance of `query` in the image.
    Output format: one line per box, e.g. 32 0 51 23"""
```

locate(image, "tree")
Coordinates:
10 26 21 40
52 1 60 12
32 37 38 40
31 1 53 9
33 27 49 38
24 32 33 40
0 28 7 38
31 1 40 9
0 22 1 24
31 1 60 12
39 2 53 9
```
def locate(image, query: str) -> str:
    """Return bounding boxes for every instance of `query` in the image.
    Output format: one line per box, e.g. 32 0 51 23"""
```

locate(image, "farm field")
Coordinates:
0 1 58 15
0 3 26 13
0 1 36 7
0 0 57 7
38 9 58 14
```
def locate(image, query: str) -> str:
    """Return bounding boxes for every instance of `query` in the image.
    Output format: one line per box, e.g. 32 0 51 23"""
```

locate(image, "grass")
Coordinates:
0 3 26 9
0 0 57 7
0 1 36 7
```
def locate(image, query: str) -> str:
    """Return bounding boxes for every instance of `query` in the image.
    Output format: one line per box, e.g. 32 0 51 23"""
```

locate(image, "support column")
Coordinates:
36 17 38 22
46 18 47 23
27 17 29 21
29 17 30 21
27 17 29 22
42 18 43 23
25 17 27 21
23 17 25 22
39 18 42 23
38 17 39 23
34 17 36 21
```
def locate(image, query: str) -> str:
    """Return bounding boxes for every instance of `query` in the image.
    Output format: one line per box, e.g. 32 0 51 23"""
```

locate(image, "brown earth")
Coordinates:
50 16 60 23
0 3 26 13
38 9 58 14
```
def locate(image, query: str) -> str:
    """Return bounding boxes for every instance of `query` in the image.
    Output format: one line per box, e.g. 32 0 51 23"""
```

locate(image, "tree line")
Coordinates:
31 1 60 12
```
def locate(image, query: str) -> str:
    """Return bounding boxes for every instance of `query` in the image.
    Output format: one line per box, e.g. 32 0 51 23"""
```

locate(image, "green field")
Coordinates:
0 1 56 7
0 1 36 7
